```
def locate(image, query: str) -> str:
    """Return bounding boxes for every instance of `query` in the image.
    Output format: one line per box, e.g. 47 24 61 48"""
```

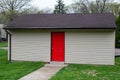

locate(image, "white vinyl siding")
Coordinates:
65 31 115 65
11 30 51 62
10 29 115 65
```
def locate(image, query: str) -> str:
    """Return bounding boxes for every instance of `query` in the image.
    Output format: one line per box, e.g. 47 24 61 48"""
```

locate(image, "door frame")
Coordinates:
50 32 65 62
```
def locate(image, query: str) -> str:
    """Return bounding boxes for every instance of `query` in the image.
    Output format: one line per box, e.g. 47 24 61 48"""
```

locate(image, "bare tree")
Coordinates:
67 0 115 14
0 0 31 23
107 2 120 18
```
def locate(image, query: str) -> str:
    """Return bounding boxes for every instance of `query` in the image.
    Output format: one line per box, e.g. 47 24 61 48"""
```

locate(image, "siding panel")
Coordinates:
11 31 51 62
65 31 115 65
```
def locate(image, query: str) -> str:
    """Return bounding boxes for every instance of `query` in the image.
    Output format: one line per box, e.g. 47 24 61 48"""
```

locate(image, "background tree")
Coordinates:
116 13 120 47
0 0 31 23
106 2 120 18
66 0 119 15
37 8 52 14
54 0 66 14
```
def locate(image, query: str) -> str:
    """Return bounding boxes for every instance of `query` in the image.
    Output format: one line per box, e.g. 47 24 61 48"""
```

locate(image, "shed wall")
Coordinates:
65 31 115 65
10 29 115 65
11 30 51 62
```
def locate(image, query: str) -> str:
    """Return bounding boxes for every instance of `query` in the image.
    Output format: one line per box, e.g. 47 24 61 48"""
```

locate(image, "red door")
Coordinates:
51 32 64 62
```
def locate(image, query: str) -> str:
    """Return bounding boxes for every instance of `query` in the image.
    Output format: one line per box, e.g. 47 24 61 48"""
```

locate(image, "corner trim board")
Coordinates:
5 30 12 61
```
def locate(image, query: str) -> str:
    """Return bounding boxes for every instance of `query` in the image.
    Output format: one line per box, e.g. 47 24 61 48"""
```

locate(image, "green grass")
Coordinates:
51 58 120 80
0 42 8 47
0 49 45 80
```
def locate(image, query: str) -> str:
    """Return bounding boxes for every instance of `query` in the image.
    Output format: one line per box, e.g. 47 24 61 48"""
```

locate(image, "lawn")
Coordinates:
51 57 120 80
0 49 45 80
0 42 8 47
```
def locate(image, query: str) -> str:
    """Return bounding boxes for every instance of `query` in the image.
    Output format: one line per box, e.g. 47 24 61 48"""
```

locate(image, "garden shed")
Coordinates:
4 13 116 65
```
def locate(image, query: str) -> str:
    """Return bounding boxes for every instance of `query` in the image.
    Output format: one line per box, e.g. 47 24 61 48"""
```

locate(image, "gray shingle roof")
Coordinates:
5 13 116 29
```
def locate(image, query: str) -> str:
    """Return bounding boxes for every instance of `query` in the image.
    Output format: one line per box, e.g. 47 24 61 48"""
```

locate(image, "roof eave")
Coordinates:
4 27 116 30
